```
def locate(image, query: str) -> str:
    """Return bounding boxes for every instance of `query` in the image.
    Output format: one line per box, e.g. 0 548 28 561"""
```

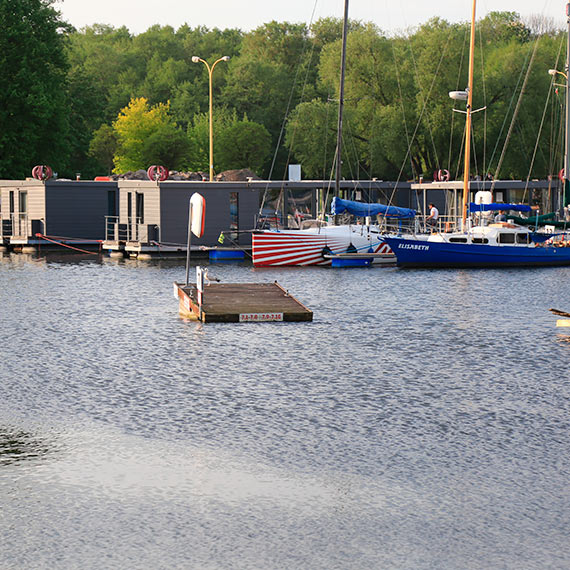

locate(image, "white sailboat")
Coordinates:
252 0 412 267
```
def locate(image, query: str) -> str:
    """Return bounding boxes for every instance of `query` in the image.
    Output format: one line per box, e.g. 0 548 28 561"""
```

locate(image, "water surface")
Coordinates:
1 252 569 569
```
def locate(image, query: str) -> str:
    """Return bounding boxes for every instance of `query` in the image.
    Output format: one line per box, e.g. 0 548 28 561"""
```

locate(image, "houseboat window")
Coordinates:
136 192 144 223
449 237 468 243
127 192 132 220
516 233 529 244
230 192 238 240
498 233 515 244
107 190 117 217
472 237 489 244
9 191 14 213
18 191 27 213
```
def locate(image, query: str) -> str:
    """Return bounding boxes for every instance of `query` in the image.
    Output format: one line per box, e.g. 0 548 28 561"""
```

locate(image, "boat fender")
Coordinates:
559 168 565 181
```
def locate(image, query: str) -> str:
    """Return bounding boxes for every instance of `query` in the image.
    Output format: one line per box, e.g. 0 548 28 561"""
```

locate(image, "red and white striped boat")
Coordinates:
252 225 394 266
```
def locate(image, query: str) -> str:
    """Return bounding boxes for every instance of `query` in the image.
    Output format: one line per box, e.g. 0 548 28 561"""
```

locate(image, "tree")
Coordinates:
0 0 70 178
217 117 271 173
88 124 118 174
187 108 270 175
112 97 190 172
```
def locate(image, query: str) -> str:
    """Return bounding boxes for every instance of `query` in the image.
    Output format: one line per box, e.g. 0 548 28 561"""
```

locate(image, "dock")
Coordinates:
174 281 313 323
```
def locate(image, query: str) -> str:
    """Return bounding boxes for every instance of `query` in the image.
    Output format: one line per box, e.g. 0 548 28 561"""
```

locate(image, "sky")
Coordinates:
54 0 564 36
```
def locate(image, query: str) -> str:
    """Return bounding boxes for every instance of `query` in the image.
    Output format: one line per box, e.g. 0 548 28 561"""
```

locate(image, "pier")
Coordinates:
174 281 313 323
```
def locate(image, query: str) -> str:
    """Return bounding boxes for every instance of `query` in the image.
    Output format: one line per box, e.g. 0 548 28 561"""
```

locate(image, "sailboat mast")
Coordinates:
335 0 349 202
562 3 570 206
461 0 477 229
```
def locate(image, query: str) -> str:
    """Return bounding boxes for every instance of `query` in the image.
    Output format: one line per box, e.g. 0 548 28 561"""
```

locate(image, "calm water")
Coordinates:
1 251 569 569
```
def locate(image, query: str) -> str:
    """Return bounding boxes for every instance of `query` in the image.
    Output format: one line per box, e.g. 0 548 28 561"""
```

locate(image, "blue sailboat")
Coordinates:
384 0 570 268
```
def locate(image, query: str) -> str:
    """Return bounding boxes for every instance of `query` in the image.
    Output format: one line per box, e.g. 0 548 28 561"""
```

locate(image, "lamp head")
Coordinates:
222 56 230 62
449 90 468 101
191 56 200 63
548 69 558 76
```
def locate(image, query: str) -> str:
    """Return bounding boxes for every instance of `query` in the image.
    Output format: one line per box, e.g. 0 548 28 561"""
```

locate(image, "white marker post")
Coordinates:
196 266 204 320
184 192 206 285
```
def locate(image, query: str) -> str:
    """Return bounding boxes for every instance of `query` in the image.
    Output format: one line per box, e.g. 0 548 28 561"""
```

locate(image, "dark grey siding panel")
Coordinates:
44 182 116 239
158 185 259 246
237 188 260 246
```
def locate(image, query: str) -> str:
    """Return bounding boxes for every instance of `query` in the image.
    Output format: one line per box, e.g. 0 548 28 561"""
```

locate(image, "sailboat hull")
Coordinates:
252 227 393 266
384 236 570 268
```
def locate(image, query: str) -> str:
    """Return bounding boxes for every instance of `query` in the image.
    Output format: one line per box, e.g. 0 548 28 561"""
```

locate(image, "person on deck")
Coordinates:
426 203 439 230
494 210 507 223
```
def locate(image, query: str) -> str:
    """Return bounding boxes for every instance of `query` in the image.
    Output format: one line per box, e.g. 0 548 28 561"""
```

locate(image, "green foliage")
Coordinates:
88 124 117 174
217 118 271 173
187 108 270 174
1 7 567 182
0 0 70 178
112 97 190 172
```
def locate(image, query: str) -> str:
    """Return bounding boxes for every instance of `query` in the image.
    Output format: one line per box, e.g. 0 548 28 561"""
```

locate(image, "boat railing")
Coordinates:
131 220 160 244
10 213 29 238
105 216 128 243
0 214 9 241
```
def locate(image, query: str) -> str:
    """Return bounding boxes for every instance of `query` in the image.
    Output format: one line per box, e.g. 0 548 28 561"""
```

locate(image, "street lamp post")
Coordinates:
192 55 230 181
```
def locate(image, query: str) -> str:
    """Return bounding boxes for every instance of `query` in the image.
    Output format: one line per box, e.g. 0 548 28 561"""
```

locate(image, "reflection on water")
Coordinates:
1 252 570 569
0 428 51 466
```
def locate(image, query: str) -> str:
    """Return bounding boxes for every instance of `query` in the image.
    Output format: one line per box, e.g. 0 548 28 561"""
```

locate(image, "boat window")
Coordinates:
107 190 117 217
472 237 489 244
135 192 144 224
449 237 468 243
18 191 27 213
230 192 238 240
516 233 529 244
498 233 515 244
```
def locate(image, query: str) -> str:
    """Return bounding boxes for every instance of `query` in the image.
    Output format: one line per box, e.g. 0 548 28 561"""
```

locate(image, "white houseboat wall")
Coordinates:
0 178 117 252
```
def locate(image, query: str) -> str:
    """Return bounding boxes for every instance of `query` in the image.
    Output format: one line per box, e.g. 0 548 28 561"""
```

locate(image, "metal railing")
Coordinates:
105 216 159 244
10 213 29 238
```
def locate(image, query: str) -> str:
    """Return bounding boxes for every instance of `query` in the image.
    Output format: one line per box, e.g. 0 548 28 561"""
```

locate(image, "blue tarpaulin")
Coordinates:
468 202 532 212
331 197 416 218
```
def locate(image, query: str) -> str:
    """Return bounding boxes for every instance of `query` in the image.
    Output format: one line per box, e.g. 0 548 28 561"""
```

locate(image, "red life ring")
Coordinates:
31 165 53 180
434 169 450 182
147 165 169 181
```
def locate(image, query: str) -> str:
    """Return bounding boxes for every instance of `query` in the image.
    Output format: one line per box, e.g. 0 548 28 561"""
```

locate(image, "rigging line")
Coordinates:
477 19 488 177
490 34 541 192
405 25 455 172
386 31 453 209
343 114 368 182
323 94 332 182
548 37 565 175
390 38 414 177
486 39 536 179
448 26 469 174
524 84 552 195
259 0 321 216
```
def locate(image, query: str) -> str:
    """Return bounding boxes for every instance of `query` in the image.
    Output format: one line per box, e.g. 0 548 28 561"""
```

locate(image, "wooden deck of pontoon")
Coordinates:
174 281 313 323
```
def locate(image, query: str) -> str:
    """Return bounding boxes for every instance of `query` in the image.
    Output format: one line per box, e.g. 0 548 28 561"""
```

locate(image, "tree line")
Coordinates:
0 0 566 182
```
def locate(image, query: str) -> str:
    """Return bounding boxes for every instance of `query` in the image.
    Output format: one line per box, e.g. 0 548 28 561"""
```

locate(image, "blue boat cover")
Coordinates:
331 197 416 218
468 202 532 212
